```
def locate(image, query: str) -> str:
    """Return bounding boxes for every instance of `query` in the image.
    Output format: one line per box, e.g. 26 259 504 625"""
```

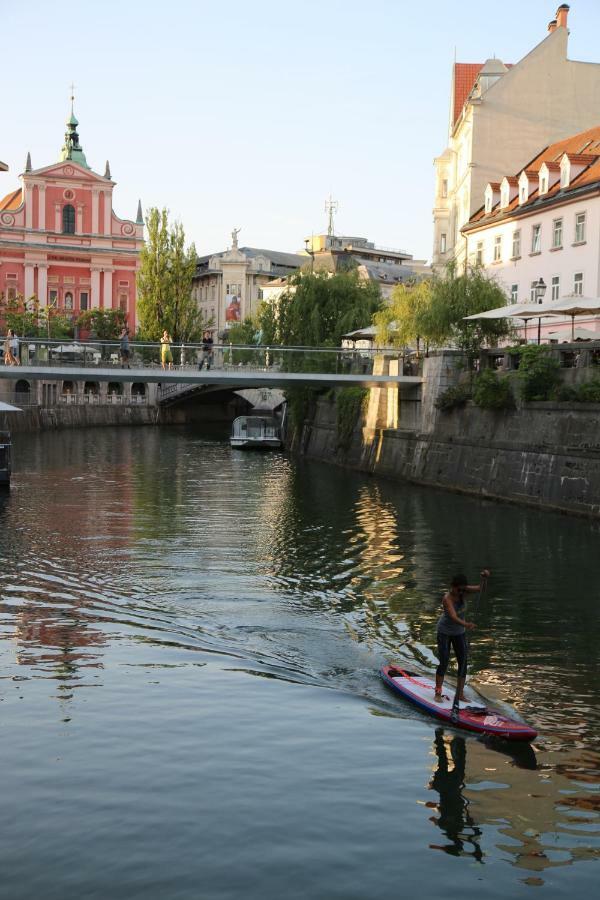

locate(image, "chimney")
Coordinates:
548 19 558 33
556 4 570 29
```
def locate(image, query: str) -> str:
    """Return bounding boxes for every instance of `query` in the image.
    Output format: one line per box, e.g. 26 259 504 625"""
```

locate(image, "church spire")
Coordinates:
136 200 144 224
104 160 111 180
59 84 90 170
25 152 32 173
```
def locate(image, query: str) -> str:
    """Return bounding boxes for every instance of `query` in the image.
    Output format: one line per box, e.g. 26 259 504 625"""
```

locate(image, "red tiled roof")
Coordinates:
0 188 22 211
466 124 600 228
453 63 482 126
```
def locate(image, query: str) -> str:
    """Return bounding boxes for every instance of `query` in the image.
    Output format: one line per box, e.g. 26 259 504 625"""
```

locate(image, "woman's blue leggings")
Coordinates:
436 632 469 679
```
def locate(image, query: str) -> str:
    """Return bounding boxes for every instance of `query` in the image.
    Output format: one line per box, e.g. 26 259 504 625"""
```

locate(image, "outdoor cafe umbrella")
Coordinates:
542 296 600 341
463 302 562 341
0 400 22 412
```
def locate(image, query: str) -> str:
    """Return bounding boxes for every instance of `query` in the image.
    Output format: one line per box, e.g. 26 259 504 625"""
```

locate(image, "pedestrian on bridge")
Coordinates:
3 329 20 366
161 330 173 370
119 326 130 369
198 331 214 371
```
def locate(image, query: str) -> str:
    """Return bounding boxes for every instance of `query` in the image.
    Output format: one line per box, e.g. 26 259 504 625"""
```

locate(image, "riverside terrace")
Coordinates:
0 339 421 405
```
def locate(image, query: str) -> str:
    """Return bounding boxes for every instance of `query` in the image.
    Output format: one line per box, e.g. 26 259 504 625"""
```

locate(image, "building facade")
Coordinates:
462 124 600 335
0 105 143 328
193 230 305 334
433 4 600 271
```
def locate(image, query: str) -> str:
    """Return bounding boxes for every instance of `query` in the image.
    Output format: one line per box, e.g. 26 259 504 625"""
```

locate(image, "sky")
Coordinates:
2 0 600 262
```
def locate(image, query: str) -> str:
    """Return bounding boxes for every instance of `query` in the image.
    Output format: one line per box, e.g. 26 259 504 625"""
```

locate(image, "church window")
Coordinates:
80 291 89 311
119 292 128 312
62 204 76 234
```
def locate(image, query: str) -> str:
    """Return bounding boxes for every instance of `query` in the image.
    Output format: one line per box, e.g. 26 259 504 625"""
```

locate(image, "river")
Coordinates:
0 427 598 899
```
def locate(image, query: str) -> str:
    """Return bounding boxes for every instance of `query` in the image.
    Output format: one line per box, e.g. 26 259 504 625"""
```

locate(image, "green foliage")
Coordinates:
336 387 368 451
261 271 382 349
0 292 74 338
77 308 126 340
227 317 262 364
472 369 515 410
434 383 471 411
136 208 201 342
515 345 561 401
556 378 600 403
374 280 431 350
286 387 321 433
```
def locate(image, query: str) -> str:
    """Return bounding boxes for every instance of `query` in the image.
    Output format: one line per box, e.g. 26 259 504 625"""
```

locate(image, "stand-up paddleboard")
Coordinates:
381 666 537 742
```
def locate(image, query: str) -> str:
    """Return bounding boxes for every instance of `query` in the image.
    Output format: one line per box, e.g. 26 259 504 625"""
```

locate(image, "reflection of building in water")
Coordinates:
425 728 600 881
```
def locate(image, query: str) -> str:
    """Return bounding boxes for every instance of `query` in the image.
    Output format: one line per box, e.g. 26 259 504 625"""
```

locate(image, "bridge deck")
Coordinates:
0 366 422 389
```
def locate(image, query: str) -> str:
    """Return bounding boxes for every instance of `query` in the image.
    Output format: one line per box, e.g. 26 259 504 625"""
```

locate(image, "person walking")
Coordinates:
434 569 490 702
3 329 20 366
198 331 214 371
160 330 173 370
119 326 130 369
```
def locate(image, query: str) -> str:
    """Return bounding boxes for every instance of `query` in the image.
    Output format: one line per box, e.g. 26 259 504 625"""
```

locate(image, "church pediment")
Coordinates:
27 162 109 183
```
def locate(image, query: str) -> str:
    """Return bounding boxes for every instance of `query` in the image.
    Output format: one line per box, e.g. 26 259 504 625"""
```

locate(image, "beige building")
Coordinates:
433 4 600 271
193 229 304 335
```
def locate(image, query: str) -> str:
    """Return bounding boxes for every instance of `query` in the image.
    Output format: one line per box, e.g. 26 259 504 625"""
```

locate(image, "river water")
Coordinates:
0 427 598 899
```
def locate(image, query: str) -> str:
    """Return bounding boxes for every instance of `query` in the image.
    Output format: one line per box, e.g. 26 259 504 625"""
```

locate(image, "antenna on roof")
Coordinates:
325 194 338 237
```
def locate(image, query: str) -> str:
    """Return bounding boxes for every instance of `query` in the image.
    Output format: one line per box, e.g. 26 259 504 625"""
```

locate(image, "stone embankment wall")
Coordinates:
294 354 600 518
2 405 156 433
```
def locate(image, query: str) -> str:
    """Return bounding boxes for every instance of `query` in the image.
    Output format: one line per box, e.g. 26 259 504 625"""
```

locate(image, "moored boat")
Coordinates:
0 430 12 488
230 415 282 450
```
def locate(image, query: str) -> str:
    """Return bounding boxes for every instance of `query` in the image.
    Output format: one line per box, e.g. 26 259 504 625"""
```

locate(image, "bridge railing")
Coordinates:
1 337 406 375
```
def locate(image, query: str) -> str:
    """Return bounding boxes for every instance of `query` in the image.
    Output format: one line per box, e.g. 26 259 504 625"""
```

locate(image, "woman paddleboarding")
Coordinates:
435 569 490 702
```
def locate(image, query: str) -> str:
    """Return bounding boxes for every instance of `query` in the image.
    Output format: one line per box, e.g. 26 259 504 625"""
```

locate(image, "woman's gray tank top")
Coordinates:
437 592 466 636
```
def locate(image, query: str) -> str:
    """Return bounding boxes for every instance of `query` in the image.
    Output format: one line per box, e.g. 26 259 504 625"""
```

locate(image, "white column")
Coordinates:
91 268 101 308
54 204 61 233
38 264 48 307
76 204 84 234
24 262 35 299
102 269 113 308
103 191 111 235
25 184 33 229
92 190 99 234
38 185 46 230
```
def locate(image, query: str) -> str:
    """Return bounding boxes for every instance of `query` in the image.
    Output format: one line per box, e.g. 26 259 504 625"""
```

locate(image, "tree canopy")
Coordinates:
258 270 382 347
375 266 515 357
136 208 201 342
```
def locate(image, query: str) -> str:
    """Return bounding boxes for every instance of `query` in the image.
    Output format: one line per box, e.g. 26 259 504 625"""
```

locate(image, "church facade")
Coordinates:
0 104 143 328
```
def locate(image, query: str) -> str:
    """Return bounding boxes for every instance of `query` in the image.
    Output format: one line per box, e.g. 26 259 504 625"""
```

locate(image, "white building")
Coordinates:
433 4 600 271
462 124 600 336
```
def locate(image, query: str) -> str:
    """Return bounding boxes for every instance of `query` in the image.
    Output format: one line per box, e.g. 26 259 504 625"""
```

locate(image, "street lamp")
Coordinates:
304 238 315 274
534 277 547 344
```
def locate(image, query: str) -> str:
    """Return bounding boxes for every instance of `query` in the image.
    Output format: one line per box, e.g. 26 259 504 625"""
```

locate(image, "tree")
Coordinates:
259 270 382 347
374 280 432 351
77 308 126 340
136 208 201 342
0 292 74 339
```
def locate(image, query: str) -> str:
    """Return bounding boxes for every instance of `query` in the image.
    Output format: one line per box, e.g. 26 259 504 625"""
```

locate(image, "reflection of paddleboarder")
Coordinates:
428 728 483 861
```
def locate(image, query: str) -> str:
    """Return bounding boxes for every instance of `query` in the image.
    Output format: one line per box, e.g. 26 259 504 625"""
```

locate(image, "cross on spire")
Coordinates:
69 82 76 112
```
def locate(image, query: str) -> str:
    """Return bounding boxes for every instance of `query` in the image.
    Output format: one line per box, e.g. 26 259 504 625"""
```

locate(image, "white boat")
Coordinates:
230 414 282 450
0 430 12 487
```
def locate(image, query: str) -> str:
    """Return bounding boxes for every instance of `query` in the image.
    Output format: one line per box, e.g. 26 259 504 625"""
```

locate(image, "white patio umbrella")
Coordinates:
0 400 22 412
542 296 600 341
463 303 562 341
547 326 599 342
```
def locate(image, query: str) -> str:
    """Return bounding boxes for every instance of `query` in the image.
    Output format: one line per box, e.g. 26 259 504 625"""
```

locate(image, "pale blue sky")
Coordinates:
2 0 600 261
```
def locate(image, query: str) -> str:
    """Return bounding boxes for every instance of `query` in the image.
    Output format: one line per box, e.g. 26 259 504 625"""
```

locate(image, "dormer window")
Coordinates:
518 170 533 205
560 156 570 188
540 175 548 195
484 183 500 215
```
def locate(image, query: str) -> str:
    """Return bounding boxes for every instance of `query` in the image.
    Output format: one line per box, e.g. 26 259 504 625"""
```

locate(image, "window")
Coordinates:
519 185 527 203
62 204 75 234
574 272 584 295
552 218 563 248
551 275 560 301
440 233 447 254
48 289 58 308
540 176 548 194
493 235 502 262
531 224 541 253
80 291 89 311
512 230 521 258
7 286 16 301
441 179 448 198
530 281 539 303
475 241 483 266
257 288 263 300
119 292 128 313
64 291 74 311
510 284 518 303
575 212 586 243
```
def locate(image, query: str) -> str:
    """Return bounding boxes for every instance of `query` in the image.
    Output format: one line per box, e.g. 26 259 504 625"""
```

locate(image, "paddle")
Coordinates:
450 569 489 723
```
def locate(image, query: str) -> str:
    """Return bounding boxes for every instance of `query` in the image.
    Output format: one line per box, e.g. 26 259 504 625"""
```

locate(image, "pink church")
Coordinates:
0 104 143 329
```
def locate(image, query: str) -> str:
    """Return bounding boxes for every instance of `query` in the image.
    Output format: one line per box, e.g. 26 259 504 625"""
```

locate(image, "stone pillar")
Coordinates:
92 190 99 234
38 185 46 230
103 192 111 235
91 268 101 308
24 261 35 300
54 203 61 233
76 204 84 234
103 269 113 309
37 263 48 307
25 184 33 229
